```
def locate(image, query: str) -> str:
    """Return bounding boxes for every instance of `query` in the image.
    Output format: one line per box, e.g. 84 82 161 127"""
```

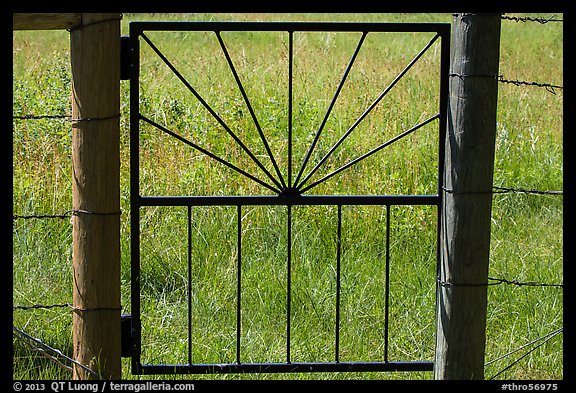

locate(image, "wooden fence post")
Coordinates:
70 13 122 380
434 13 501 380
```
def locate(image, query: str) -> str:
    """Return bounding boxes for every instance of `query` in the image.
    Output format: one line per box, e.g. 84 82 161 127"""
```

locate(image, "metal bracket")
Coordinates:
121 313 133 358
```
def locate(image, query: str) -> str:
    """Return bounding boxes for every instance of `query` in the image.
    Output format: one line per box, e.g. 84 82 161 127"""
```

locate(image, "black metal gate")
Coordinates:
129 21 450 375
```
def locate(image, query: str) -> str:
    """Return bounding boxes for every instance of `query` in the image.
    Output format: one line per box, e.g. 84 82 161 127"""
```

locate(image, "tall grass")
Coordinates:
13 13 562 380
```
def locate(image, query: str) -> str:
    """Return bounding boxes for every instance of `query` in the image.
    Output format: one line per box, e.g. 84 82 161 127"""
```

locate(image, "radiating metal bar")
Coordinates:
138 360 434 374
139 32 283 191
138 194 440 207
187 206 192 365
215 32 287 189
236 205 242 364
384 205 391 362
288 31 294 188
140 115 280 194
294 32 367 188
335 205 342 362
297 33 441 191
286 204 292 363
300 113 439 194
437 31 450 202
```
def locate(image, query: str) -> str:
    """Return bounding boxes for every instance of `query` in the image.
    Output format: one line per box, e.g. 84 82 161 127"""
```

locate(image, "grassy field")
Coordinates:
12 13 563 380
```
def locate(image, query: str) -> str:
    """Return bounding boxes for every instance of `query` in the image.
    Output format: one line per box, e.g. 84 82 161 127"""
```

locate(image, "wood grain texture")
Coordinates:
70 13 121 380
434 13 501 380
13 13 81 30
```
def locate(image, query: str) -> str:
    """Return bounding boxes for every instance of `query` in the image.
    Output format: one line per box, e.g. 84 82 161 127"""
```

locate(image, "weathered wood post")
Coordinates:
13 12 122 380
70 13 122 379
434 13 501 380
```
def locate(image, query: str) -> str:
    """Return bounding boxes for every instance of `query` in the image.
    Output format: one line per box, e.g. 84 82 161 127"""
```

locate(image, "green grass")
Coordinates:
13 13 562 380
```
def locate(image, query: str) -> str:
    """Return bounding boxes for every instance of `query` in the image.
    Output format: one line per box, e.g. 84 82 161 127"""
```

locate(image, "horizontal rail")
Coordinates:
130 21 450 34
136 194 440 207
12 13 81 30
139 361 434 374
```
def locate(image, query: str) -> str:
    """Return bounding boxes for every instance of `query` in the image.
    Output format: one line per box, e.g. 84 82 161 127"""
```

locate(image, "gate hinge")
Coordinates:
120 36 131 81
121 313 133 358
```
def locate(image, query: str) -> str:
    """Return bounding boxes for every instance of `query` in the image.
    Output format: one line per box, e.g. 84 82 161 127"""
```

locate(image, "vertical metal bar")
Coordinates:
287 30 294 188
286 204 292 363
285 30 294 362
335 205 342 362
187 206 192 365
129 24 142 374
384 205 391 362
437 29 450 242
435 28 450 351
236 205 242 364
438 28 450 195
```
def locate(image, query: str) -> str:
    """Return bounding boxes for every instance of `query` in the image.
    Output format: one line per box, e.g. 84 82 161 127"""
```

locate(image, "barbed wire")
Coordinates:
487 277 563 288
15 273 561 315
13 303 121 312
501 14 563 24
13 184 559 223
13 114 71 121
13 325 102 379
442 186 563 196
446 19 564 374
13 111 123 122
438 276 563 288
448 73 563 95
492 186 563 196
497 75 563 95
451 14 563 94
13 303 72 311
13 209 122 221
13 327 74 375
486 327 563 379
13 211 73 220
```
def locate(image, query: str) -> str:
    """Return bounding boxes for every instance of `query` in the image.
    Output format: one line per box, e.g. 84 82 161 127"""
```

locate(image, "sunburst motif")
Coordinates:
136 23 443 197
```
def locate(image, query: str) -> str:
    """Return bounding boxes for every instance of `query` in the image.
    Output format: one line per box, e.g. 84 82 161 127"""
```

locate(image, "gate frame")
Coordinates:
129 21 450 375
